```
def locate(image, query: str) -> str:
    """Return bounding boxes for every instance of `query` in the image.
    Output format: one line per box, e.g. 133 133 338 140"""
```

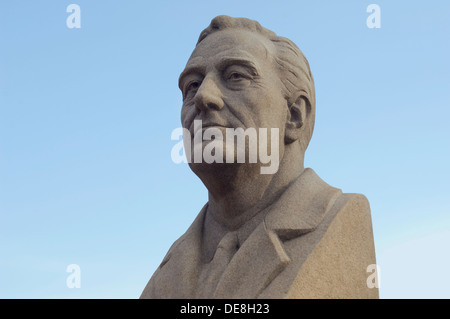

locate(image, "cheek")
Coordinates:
181 103 196 128
241 90 287 129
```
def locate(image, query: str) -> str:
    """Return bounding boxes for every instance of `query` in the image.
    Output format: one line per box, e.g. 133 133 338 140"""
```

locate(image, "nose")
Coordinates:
194 76 224 112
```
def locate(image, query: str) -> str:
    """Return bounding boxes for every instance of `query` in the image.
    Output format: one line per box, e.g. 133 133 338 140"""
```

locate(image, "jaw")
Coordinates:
189 161 253 195
187 137 286 195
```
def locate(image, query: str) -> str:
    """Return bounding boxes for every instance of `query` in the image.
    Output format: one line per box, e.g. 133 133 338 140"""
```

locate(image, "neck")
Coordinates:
193 143 304 230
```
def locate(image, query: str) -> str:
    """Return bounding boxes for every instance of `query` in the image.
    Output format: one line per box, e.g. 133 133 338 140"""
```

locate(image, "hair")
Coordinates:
196 15 316 153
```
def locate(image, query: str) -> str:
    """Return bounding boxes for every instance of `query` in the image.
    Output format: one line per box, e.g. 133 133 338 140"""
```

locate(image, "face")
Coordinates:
179 29 288 166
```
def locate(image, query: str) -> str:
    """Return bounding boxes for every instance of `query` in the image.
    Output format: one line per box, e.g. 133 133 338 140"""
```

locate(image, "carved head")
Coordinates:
179 15 315 175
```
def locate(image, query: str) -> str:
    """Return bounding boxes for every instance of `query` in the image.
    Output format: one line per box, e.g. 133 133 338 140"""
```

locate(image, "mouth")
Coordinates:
203 123 227 129
191 122 229 136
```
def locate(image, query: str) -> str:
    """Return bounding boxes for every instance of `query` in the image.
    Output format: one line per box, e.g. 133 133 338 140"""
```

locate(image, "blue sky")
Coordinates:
0 1 449 298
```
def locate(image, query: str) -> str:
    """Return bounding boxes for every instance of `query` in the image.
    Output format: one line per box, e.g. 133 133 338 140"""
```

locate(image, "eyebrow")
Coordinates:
178 64 205 90
216 56 259 75
178 55 260 89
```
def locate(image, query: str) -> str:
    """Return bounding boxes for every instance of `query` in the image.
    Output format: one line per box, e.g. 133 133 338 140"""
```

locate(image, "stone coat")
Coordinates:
141 168 378 299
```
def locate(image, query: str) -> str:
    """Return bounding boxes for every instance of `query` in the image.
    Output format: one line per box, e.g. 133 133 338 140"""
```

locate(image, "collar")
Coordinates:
264 168 341 241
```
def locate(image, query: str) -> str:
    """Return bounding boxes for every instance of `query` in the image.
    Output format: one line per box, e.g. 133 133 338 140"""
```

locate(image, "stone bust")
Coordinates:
141 15 378 299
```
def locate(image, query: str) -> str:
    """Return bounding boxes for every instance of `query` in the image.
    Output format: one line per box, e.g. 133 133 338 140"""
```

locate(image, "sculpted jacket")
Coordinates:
141 168 378 299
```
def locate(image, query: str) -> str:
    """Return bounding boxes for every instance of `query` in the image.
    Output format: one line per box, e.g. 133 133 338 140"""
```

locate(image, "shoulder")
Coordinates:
324 192 374 242
331 192 371 215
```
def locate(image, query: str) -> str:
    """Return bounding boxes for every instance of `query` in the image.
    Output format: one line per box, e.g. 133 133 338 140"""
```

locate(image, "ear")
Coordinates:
285 94 310 144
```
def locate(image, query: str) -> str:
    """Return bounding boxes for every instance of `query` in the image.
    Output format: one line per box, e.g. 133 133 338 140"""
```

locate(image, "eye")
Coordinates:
223 65 254 89
187 81 200 91
228 72 246 81
184 80 201 98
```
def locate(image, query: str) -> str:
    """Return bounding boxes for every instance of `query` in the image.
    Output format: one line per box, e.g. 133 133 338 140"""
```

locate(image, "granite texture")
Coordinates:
141 15 378 299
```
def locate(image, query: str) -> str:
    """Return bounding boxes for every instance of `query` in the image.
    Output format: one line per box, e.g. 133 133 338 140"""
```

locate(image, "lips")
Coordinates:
193 122 227 136
202 123 227 129
189 117 229 136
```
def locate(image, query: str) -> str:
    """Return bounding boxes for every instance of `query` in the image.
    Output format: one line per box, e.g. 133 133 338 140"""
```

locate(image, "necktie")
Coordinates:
196 231 239 298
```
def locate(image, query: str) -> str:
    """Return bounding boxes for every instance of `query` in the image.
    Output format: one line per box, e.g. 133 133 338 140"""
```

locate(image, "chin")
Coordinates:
191 161 244 183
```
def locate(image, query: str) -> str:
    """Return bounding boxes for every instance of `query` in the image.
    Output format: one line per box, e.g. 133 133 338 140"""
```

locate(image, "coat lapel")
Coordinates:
213 220 290 298
213 168 341 298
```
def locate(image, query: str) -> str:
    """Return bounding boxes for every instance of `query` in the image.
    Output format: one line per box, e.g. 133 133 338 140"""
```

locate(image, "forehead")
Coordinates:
185 29 274 70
